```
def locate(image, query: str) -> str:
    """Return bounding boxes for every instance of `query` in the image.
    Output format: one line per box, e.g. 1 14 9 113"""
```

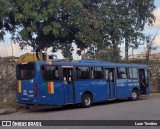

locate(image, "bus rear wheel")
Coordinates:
81 93 92 108
129 90 139 101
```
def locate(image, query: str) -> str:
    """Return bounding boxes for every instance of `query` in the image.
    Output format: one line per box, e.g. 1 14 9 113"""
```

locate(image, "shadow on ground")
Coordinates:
23 97 149 113
0 95 151 115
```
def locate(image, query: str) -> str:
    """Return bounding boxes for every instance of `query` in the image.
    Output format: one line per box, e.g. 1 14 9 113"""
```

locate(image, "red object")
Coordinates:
34 83 38 97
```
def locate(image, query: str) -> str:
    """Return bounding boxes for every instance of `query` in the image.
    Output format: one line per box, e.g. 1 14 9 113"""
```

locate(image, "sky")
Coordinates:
0 0 160 59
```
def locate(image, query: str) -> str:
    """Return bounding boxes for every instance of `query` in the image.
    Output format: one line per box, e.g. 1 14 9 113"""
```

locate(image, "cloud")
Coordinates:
153 8 160 28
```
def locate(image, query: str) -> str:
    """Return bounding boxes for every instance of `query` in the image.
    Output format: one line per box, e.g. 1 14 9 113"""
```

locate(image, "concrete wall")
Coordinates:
0 62 159 103
0 62 16 102
149 65 160 92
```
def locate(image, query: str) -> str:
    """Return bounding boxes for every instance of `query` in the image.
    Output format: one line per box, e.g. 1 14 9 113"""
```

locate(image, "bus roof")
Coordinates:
36 60 147 68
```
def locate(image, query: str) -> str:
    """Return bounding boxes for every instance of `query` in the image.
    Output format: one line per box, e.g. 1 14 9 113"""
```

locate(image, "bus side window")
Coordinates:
117 68 127 79
105 69 109 80
41 65 59 81
109 71 113 81
54 69 59 80
91 67 94 79
68 69 72 82
129 68 138 79
94 67 103 79
77 67 90 79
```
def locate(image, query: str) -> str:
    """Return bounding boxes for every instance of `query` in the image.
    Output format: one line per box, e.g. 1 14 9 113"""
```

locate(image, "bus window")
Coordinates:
91 67 94 79
128 68 138 78
109 71 113 81
105 68 114 81
41 65 59 81
76 67 90 79
105 69 109 80
17 63 35 80
94 67 103 79
117 68 127 79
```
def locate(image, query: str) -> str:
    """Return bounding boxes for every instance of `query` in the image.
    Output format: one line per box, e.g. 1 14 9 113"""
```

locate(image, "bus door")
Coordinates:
105 68 116 99
139 68 149 95
63 67 74 104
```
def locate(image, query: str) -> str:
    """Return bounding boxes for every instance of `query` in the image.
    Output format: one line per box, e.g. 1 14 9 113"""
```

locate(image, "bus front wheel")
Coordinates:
81 93 92 108
129 90 139 101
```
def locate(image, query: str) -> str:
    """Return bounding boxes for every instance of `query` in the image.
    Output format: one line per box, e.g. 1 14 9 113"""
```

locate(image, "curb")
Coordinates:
150 93 160 96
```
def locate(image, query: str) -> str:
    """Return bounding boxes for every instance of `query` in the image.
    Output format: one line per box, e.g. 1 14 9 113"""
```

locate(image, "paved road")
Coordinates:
0 94 160 129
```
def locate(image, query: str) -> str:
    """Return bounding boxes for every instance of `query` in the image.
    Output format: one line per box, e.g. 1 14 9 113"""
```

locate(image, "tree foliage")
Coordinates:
98 0 155 61
0 0 156 61
88 46 121 62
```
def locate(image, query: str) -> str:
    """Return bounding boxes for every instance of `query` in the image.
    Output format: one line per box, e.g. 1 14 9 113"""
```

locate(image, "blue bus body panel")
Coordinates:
17 81 65 105
128 78 140 95
63 82 74 104
38 81 64 105
68 83 74 103
116 79 140 98
116 79 129 98
109 82 115 98
17 75 38 104
74 80 108 103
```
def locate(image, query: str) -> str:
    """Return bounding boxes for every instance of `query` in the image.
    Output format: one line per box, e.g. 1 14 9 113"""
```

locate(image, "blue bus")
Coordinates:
16 60 149 108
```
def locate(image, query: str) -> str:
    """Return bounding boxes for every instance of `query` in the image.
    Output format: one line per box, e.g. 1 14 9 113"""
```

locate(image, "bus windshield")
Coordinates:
17 63 35 80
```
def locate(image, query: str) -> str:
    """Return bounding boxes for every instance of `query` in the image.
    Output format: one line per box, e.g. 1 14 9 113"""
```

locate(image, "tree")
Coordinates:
86 41 121 62
61 43 74 60
98 0 155 62
91 46 121 62
0 0 9 41
122 0 155 61
1 0 156 61
0 31 5 41
144 34 157 64
1 0 104 59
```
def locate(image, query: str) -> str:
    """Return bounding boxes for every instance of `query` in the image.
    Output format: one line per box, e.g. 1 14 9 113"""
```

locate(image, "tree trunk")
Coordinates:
40 49 43 60
36 49 40 60
146 50 150 64
112 39 117 62
125 37 129 62
36 49 43 60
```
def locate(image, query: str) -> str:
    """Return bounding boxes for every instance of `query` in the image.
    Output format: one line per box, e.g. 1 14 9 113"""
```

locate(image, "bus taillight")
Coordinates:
34 83 38 97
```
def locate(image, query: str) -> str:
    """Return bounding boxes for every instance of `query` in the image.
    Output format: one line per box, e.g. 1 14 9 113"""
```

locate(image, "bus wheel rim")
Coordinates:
132 92 137 99
85 97 90 105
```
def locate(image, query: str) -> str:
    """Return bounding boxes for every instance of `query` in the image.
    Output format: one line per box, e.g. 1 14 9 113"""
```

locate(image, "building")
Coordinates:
16 53 38 63
16 53 58 63
128 51 160 60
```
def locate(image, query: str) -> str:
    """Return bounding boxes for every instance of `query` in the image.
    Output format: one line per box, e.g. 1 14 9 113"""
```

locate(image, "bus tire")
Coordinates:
81 93 92 108
129 90 139 101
